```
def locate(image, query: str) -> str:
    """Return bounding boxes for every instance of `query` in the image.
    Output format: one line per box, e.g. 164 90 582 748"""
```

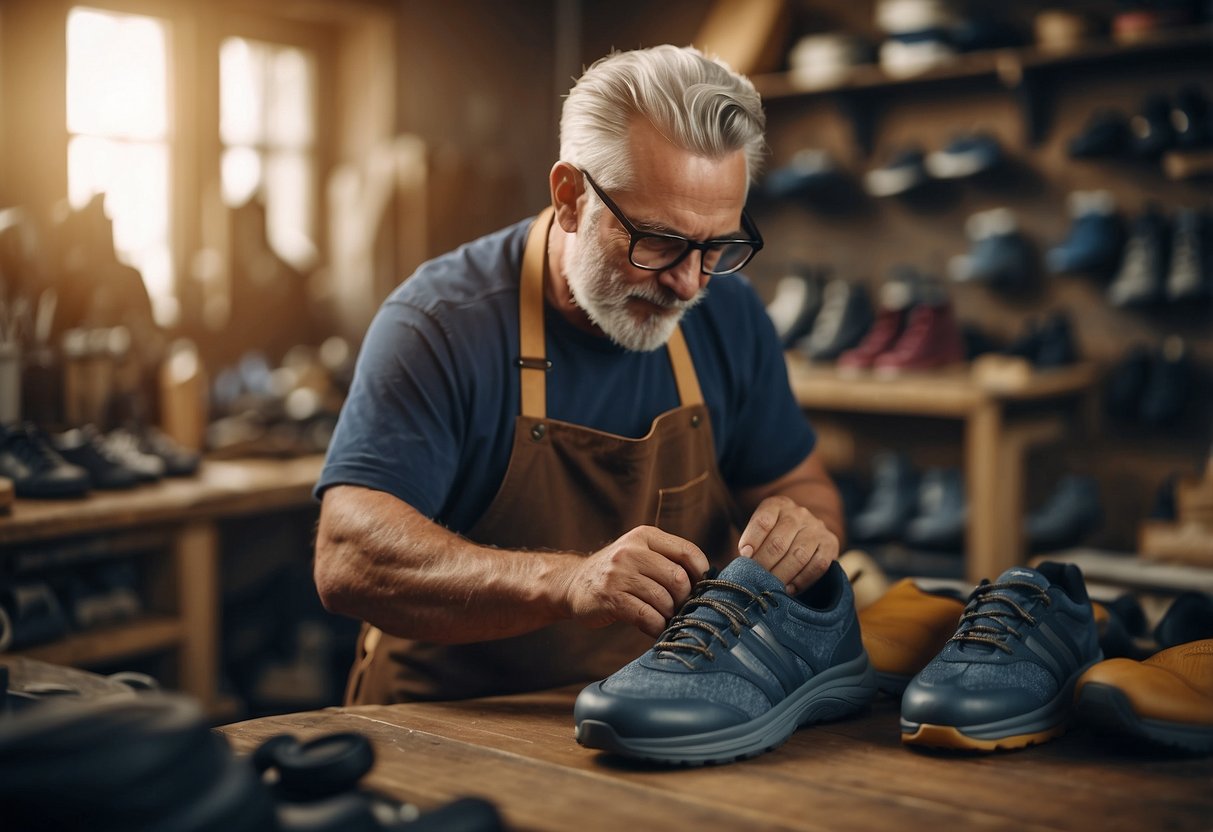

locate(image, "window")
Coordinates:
66 7 175 325
220 37 318 273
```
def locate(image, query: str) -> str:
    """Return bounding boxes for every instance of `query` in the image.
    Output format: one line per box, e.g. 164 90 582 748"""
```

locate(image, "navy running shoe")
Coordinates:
900 561 1102 752
574 558 877 765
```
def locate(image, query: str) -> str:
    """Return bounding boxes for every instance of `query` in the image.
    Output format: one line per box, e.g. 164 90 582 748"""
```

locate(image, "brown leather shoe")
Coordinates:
858 578 966 695
1075 639 1213 754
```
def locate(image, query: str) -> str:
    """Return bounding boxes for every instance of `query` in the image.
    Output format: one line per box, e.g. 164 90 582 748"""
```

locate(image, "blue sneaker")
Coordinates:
574 558 877 765
900 562 1102 752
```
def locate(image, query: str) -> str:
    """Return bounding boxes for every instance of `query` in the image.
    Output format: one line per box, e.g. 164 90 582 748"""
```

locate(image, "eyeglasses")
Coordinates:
580 170 763 276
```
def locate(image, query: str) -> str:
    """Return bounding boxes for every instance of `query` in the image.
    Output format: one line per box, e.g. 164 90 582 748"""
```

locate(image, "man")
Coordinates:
314 45 843 704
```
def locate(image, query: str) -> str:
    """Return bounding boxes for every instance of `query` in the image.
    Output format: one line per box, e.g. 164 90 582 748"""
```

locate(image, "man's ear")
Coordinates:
549 161 585 233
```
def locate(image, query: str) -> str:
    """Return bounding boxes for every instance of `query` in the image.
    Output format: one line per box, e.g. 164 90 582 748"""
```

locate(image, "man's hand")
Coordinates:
737 495 838 595
561 526 710 639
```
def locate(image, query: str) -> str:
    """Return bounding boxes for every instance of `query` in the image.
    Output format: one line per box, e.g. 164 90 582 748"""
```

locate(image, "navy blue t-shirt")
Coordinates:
316 216 816 534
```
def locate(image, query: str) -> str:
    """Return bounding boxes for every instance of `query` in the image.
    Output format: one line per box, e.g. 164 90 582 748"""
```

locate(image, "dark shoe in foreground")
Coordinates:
900 562 1102 752
574 559 877 765
1075 639 1213 755
859 578 966 695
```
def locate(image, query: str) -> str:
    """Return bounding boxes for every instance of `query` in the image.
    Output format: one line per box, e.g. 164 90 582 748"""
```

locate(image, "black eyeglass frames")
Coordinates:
580 170 763 276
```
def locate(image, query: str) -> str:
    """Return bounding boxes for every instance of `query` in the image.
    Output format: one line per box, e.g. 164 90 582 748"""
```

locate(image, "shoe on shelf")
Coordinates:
1103 345 1152 423
764 149 850 201
1075 640 1213 754
0 580 72 651
573 559 877 765
0 423 90 499
796 278 874 362
864 146 929 197
949 208 1033 290
900 561 1103 751
1165 207 1212 303
1107 204 1170 308
1068 109 1131 159
1153 592 1213 650
1140 337 1191 427
859 577 966 695
98 428 166 483
1046 190 1125 276
133 424 202 478
836 271 920 373
1129 93 1177 159
1005 311 1078 369
872 293 966 375
903 467 966 552
52 426 140 490
765 265 826 349
1025 474 1103 552
850 451 920 545
926 131 1004 179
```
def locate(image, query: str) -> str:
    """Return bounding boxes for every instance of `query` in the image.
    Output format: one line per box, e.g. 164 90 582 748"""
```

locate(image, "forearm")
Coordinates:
315 485 576 644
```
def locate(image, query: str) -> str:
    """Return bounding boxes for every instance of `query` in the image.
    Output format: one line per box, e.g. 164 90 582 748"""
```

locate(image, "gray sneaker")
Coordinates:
574 558 877 765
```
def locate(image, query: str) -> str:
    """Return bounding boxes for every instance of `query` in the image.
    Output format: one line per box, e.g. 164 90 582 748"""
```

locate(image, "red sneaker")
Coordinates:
873 300 965 374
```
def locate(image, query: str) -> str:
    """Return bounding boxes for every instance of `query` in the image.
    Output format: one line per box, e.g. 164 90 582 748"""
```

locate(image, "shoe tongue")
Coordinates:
716 556 785 596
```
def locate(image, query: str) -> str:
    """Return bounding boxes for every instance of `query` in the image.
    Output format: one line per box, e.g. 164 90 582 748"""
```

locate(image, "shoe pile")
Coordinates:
573 558 877 765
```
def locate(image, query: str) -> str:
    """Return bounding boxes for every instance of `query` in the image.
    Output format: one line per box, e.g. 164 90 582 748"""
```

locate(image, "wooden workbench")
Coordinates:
787 356 1101 583
217 685 1213 832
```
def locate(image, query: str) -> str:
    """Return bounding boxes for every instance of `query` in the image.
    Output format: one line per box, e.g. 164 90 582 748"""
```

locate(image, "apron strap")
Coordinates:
517 206 704 416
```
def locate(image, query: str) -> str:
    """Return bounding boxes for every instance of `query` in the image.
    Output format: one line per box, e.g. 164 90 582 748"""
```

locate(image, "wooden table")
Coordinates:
787 356 1101 583
217 686 1213 831
0 455 325 711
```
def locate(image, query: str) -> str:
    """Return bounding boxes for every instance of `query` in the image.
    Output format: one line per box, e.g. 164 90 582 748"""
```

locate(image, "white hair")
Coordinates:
559 45 766 191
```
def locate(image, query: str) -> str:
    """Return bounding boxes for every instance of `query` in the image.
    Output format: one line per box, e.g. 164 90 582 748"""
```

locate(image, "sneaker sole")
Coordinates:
900 656 1100 752
575 652 877 766
1076 682 1213 755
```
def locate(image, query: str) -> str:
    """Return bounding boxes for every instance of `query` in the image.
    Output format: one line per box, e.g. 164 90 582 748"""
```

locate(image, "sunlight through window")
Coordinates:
66 7 175 326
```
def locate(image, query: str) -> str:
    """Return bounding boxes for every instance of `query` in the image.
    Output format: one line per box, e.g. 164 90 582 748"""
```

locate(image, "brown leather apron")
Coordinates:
345 208 742 704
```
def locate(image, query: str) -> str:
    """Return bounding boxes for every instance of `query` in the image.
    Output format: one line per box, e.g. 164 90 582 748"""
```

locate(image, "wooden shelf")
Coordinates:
753 25 1213 152
14 615 184 667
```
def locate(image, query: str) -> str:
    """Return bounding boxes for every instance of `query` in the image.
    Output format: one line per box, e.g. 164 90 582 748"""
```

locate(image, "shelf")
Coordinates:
753 25 1213 153
14 615 185 667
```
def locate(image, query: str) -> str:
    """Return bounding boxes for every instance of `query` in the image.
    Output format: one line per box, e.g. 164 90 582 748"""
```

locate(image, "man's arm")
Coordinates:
314 484 710 644
732 448 844 595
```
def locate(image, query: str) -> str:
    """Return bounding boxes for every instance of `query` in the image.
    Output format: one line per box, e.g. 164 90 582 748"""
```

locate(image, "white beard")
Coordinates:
564 216 705 353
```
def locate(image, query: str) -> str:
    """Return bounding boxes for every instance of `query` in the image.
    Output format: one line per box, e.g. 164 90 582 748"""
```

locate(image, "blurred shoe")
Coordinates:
1140 337 1190 427
865 146 929 197
904 468 966 551
839 549 892 611
573 559 876 764
926 131 1003 179
98 428 166 483
1091 600 1137 660
1046 190 1125 276
1075 640 1213 754
949 208 1032 290
901 562 1102 751
1171 86 1213 150
1130 93 1177 159
1108 204 1169 307
1103 345 1152 422
1165 207 1212 303
859 578 966 695
873 296 965 374
797 278 874 361
837 273 919 372
135 424 201 478
1025 474 1102 552
765 150 849 200
788 33 870 88
766 265 825 349
851 452 919 544
1154 592 1213 650
53 426 140 490
1069 109 1131 158
1034 9 1097 53
0 423 90 499
879 35 958 78
1006 311 1078 369
0 580 71 651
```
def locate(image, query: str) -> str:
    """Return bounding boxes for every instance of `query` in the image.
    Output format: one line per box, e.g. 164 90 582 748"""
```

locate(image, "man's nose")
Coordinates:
659 252 708 302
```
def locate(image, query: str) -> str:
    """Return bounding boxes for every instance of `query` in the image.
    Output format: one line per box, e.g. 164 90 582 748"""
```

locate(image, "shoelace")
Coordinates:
949 579 1052 654
652 577 780 670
